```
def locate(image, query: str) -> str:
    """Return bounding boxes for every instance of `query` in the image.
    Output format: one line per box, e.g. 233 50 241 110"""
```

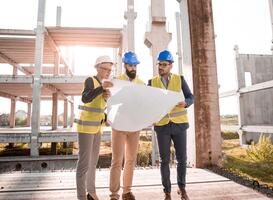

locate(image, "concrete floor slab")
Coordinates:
0 168 270 200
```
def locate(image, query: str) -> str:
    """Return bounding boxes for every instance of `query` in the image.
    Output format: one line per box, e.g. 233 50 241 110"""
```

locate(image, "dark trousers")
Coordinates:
155 122 188 193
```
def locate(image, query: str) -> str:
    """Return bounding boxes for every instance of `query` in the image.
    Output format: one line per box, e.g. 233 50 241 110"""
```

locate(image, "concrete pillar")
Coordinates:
63 99 68 128
55 6 61 76
12 65 18 76
52 93 58 130
187 0 222 167
234 45 246 145
71 48 75 75
70 98 74 127
124 0 136 51
151 128 159 166
145 0 171 165
62 98 68 149
144 0 172 165
31 0 46 157
56 6 62 27
53 52 60 76
268 0 273 52
9 98 16 128
122 25 128 54
51 92 58 154
175 12 183 75
64 64 69 75
26 102 31 127
113 48 123 76
177 0 196 167
144 0 172 76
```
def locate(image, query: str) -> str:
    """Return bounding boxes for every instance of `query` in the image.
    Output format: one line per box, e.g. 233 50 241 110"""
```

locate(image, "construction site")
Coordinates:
0 0 272 199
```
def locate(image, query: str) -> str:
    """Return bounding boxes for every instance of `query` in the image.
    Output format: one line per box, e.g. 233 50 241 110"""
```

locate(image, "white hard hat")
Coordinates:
94 55 113 67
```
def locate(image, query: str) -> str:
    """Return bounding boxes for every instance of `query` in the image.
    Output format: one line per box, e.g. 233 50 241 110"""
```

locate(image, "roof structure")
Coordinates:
0 27 123 100
0 27 122 64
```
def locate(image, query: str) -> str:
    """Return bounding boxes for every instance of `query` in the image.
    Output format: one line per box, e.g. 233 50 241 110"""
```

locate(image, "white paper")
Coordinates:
106 79 185 132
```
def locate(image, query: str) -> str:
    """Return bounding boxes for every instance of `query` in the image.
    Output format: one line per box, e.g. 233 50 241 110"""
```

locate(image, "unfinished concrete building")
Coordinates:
221 47 273 145
220 0 273 145
0 0 223 169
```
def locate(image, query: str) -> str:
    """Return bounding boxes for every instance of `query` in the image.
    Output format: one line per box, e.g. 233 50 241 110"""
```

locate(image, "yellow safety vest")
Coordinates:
151 74 188 126
117 74 144 84
76 77 106 134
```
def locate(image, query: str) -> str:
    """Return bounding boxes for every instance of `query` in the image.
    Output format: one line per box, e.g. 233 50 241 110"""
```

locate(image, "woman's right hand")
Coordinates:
102 80 113 89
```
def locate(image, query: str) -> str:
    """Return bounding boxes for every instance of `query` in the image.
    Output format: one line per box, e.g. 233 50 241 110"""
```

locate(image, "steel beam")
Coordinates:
0 29 35 36
0 91 32 103
0 52 31 75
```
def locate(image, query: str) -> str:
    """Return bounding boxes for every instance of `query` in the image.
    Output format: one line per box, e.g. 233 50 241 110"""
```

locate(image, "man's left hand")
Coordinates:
176 101 187 108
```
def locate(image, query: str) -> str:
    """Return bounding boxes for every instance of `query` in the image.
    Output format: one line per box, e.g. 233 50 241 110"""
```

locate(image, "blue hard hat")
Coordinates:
157 50 174 63
122 51 140 65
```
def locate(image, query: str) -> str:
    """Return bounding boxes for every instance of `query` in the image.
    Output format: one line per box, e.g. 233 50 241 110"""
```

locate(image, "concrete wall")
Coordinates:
236 54 273 143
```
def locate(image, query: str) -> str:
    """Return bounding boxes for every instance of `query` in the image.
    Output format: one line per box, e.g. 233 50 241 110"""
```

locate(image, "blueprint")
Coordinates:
106 79 185 132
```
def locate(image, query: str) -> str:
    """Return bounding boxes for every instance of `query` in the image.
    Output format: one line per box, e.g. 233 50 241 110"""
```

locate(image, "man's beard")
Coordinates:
158 69 166 76
126 69 136 79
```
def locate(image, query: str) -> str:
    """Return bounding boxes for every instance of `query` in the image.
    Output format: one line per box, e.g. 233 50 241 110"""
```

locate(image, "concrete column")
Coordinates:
63 99 68 128
187 0 222 167
144 0 172 76
53 52 60 76
70 98 74 127
52 93 58 130
145 0 171 165
177 0 196 167
175 12 183 75
9 98 16 128
234 45 246 145
71 48 75 75
56 6 62 27
51 92 58 154
268 0 273 52
12 65 18 76
55 6 61 76
62 98 68 149
64 64 69 75
122 25 128 53
31 0 46 157
124 0 136 51
26 102 31 127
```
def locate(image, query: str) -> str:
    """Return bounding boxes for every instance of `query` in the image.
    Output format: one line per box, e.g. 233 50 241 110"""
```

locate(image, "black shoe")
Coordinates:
177 188 189 200
164 192 171 200
87 193 95 200
122 192 135 200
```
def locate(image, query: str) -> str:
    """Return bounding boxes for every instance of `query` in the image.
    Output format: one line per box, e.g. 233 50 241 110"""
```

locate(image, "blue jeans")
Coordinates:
155 122 188 193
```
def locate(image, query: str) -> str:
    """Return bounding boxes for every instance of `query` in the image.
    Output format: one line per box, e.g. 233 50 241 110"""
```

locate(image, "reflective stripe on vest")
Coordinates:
151 74 188 126
74 119 101 126
163 110 188 119
78 105 104 113
76 76 106 134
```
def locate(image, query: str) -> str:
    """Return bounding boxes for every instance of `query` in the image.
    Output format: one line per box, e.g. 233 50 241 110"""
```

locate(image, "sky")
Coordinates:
0 0 272 116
